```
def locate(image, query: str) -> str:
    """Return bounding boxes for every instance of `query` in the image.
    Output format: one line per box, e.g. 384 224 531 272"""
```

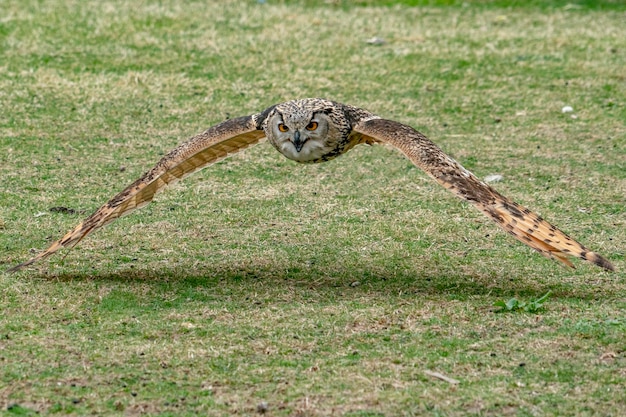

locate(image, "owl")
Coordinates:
8 98 614 272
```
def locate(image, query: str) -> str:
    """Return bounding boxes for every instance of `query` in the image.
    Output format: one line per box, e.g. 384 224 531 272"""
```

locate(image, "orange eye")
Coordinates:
278 123 289 132
306 121 318 131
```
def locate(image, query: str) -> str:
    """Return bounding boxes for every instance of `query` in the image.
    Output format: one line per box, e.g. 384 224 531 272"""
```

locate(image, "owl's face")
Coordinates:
265 108 334 163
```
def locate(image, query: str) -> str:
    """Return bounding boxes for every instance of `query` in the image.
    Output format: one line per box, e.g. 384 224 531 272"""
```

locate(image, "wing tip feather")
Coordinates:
587 251 615 272
6 260 34 273
6 244 59 273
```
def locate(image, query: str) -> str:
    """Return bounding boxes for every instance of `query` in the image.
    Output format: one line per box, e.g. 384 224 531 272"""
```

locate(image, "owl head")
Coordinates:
264 99 340 163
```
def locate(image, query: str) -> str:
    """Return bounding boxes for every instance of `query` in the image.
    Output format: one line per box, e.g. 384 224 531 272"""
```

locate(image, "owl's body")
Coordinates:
8 98 614 272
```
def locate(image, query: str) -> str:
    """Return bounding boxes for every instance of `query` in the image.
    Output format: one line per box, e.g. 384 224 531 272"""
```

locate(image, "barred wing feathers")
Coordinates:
353 118 614 271
9 115 265 272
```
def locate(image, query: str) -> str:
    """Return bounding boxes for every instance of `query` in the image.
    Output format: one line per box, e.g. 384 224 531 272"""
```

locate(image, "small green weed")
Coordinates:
494 291 552 313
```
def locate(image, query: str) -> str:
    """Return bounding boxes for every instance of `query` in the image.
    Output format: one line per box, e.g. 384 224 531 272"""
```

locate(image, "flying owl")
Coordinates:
8 98 614 272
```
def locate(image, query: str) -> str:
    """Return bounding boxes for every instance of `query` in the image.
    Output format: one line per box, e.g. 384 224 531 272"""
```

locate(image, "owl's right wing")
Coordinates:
352 117 614 271
9 114 268 272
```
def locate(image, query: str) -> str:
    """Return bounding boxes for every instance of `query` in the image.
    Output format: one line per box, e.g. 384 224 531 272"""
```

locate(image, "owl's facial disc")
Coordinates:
267 110 333 163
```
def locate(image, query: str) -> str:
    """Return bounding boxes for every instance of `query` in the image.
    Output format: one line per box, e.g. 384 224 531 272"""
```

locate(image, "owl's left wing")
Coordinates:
352 117 614 271
9 114 267 272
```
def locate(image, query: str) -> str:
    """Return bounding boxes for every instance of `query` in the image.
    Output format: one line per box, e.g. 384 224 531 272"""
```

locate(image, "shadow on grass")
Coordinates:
24 259 620 304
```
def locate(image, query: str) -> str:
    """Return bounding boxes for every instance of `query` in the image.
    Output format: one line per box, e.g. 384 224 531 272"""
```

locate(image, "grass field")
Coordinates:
1 0 625 415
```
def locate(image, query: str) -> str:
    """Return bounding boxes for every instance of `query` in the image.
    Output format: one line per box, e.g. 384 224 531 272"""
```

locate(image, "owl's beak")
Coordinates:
293 130 306 152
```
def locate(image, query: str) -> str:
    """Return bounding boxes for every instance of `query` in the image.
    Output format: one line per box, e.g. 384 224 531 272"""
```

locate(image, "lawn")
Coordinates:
1 0 625 415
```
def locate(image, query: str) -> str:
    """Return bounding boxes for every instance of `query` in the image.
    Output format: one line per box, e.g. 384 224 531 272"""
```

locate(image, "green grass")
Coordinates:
1 0 625 415
295 0 626 10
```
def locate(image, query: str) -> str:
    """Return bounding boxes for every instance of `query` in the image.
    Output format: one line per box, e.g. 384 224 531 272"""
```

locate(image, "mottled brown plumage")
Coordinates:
8 98 614 272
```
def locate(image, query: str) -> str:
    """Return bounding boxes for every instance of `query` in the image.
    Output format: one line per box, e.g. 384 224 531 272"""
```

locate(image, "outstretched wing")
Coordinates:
9 115 266 272
352 118 614 271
